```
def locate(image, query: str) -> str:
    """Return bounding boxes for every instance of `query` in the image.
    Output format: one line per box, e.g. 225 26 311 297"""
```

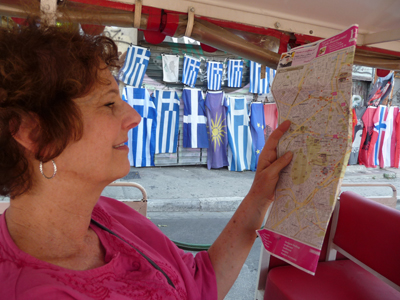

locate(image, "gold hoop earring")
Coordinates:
39 160 57 179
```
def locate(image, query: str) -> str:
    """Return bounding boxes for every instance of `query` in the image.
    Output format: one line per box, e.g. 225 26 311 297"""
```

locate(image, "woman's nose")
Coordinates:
123 101 141 131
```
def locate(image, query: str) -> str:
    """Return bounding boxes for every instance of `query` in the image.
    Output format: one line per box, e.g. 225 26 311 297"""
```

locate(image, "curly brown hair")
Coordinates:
0 17 120 198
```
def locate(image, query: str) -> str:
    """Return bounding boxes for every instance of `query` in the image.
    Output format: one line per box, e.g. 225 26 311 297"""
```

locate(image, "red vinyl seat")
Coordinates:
264 191 400 300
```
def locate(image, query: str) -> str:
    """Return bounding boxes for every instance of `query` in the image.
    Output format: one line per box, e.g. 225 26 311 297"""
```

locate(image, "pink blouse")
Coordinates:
0 196 217 300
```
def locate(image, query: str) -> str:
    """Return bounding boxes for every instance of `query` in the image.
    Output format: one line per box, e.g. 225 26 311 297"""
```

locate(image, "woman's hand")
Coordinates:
247 119 293 204
208 120 293 300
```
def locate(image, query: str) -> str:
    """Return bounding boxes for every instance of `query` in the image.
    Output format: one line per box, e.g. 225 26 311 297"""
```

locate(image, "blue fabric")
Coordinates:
249 61 276 94
120 46 151 88
182 56 201 88
207 61 223 90
227 59 243 88
122 87 157 167
153 90 180 154
182 88 209 148
249 102 266 171
225 97 252 171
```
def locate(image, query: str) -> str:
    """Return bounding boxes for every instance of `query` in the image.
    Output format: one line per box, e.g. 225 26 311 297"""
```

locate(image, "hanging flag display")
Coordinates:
153 90 180 154
382 106 398 167
249 102 266 171
182 55 201 87
369 105 388 167
225 97 252 171
207 61 223 90
120 46 151 87
249 61 276 94
205 91 229 169
182 88 209 148
122 87 157 167
263 103 278 141
227 59 243 88
162 54 179 83
395 112 400 168
349 107 367 165
359 106 377 168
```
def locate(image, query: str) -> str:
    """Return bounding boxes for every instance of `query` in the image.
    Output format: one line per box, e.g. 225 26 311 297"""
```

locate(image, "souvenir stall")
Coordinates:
115 35 279 170
350 69 400 168
2 0 400 171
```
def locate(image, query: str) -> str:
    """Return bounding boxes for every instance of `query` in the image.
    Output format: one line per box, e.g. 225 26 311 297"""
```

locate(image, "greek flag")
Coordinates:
122 87 157 167
207 61 223 90
225 97 252 171
227 59 243 88
120 46 151 87
182 55 201 87
182 88 209 148
249 61 276 94
154 90 180 154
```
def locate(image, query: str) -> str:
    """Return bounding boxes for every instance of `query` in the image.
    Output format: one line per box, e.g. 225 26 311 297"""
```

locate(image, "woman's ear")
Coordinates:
12 114 39 153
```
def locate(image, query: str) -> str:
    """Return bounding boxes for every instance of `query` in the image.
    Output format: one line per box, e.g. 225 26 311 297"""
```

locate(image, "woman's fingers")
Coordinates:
257 120 291 170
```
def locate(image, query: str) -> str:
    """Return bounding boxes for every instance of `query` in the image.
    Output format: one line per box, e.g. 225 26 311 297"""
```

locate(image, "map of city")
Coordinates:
257 25 358 274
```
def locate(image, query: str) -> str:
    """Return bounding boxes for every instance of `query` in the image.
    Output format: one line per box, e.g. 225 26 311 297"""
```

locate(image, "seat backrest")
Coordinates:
334 191 400 288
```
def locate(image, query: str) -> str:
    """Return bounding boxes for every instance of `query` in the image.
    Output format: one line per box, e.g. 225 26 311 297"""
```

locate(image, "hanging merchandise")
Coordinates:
122 87 157 167
207 61 223 90
120 45 151 87
359 106 377 168
348 107 367 165
227 59 243 88
205 91 229 169
367 72 394 106
162 54 179 83
153 90 180 154
182 88 209 148
182 55 201 87
249 102 266 171
395 112 400 168
382 106 399 167
263 103 278 142
225 97 253 172
249 61 276 94
369 105 388 168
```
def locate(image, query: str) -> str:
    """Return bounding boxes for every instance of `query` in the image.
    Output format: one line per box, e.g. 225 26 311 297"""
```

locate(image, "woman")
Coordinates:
0 19 292 299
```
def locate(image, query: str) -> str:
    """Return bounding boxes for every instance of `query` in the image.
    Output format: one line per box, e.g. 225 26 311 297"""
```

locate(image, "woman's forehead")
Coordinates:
75 69 118 105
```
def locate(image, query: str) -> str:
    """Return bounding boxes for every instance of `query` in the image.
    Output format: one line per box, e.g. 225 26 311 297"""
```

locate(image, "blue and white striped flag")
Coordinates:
207 61 223 90
225 96 252 171
154 90 180 154
120 46 151 87
249 61 276 94
182 55 201 87
227 59 243 88
122 87 157 167
182 88 209 148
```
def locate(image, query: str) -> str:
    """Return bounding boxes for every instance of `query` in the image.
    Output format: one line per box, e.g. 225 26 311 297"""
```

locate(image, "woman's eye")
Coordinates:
105 102 115 108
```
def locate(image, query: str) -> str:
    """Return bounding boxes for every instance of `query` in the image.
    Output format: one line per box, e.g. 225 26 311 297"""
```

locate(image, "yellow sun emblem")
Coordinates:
210 113 226 151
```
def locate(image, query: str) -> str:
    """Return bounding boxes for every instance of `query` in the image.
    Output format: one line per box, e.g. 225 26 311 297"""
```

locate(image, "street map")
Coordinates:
257 25 358 275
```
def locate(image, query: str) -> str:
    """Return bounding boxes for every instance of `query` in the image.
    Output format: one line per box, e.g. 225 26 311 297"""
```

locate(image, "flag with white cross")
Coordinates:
122 86 157 167
207 61 223 90
120 46 151 88
227 59 243 88
182 55 201 87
